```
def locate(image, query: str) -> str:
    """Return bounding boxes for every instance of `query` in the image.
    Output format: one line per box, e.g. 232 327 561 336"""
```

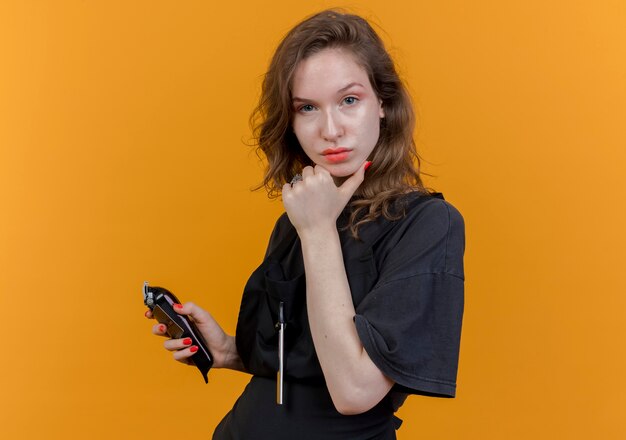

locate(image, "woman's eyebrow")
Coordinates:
292 82 365 103
337 82 364 94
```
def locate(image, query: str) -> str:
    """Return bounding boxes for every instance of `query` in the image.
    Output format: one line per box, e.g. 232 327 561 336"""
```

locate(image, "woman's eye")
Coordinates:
343 96 359 105
299 104 315 112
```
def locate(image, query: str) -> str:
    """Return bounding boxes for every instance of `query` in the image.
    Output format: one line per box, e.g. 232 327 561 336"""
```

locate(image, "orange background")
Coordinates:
1 1 625 438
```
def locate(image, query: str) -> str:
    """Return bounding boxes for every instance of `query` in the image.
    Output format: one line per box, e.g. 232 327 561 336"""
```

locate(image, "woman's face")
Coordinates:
291 48 384 179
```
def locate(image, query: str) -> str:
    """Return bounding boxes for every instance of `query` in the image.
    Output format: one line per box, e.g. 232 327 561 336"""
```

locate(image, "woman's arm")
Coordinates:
300 227 394 414
147 302 246 372
282 163 393 415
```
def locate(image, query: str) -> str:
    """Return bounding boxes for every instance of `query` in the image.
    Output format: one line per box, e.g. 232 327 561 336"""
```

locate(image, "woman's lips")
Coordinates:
322 147 351 163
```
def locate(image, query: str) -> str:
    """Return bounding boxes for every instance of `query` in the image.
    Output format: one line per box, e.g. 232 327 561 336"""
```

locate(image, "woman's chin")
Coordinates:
326 163 360 178
326 166 361 186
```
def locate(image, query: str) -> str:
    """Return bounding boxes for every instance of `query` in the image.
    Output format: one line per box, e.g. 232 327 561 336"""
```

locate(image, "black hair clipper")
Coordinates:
143 281 213 383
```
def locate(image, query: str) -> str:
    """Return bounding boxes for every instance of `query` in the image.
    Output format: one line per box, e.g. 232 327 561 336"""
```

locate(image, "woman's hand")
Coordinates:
281 162 369 236
145 302 245 372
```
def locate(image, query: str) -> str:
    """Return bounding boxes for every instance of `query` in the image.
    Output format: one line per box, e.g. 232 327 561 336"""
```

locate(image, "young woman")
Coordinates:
146 9 464 439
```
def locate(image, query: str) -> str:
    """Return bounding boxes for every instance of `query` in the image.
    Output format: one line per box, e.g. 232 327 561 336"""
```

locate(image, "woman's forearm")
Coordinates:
300 226 393 415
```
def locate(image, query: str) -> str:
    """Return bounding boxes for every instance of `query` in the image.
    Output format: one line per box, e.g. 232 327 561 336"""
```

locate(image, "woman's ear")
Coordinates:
379 99 385 119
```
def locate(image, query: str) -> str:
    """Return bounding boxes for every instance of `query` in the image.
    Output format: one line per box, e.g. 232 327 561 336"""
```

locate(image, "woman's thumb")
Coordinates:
339 161 371 197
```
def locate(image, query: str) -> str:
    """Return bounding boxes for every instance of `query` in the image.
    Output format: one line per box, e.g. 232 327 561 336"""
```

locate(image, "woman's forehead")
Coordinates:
291 48 372 96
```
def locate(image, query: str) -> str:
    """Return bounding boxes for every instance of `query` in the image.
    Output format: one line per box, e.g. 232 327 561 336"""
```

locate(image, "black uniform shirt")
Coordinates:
235 192 465 399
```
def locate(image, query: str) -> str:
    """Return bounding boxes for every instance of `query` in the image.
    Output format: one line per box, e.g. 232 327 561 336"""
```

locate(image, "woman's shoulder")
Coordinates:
397 191 464 233
263 213 295 258
374 191 465 279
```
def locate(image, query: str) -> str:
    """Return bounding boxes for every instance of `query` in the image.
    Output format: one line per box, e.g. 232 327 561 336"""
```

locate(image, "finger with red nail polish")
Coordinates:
151 324 160 336
163 337 193 352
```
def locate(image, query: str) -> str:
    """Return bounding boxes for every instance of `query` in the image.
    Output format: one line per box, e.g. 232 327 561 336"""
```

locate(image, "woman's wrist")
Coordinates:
217 335 246 372
297 223 338 245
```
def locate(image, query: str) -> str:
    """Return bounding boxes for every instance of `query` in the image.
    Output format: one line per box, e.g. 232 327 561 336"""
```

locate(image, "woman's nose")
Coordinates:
321 110 344 142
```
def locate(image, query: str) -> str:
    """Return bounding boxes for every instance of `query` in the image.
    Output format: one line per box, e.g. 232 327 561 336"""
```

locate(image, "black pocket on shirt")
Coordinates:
258 263 305 342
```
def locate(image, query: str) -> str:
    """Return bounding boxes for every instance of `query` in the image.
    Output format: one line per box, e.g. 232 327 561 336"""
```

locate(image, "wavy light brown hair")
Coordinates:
250 9 429 238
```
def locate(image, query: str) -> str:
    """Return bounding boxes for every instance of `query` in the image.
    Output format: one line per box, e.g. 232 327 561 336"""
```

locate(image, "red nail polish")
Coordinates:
173 303 183 310
183 338 192 345
364 161 373 171
190 346 199 353
159 324 166 333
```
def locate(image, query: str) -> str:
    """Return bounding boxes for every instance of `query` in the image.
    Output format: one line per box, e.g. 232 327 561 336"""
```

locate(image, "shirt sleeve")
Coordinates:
353 199 465 397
